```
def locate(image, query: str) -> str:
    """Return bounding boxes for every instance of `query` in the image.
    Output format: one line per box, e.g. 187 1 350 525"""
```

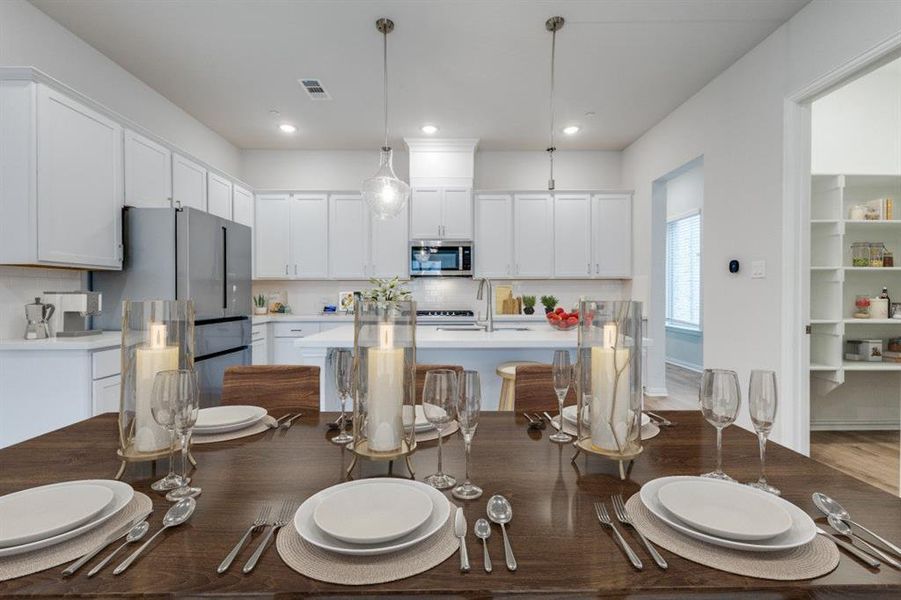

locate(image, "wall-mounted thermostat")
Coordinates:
729 259 740 274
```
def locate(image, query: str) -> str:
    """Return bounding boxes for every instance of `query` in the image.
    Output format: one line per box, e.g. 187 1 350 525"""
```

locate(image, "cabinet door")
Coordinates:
207 172 233 219
232 185 254 227
592 194 632 277
172 153 207 211
410 188 443 239
272 338 302 365
513 193 554 277
554 193 592 277
36 85 123 269
329 194 369 278
92 375 121 415
252 339 268 365
370 206 409 278
290 194 329 278
255 194 291 278
442 188 473 239
124 129 171 208
475 194 513 278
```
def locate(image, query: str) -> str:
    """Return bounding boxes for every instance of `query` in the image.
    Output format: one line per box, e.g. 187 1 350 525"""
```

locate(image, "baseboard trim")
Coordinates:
666 359 703 373
811 420 900 432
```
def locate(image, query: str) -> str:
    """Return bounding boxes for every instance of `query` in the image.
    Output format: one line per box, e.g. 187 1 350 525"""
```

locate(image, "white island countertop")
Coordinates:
295 324 579 349
0 331 121 351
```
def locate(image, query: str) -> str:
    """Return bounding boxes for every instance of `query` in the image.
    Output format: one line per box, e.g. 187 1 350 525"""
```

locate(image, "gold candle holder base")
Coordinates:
571 437 643 481
115 445 196 480
346 438 417 479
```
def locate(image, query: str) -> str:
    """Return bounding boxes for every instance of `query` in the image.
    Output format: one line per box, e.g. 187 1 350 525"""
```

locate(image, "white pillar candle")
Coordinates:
590 323 631 452
134 323 178 453
366 322 404 452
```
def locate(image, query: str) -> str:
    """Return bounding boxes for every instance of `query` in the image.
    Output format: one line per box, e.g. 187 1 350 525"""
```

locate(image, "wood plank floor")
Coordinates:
810 430 900 496
645 364 702 411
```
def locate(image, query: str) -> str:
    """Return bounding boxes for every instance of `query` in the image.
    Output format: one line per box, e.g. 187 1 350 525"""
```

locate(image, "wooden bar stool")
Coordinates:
495 361 540 411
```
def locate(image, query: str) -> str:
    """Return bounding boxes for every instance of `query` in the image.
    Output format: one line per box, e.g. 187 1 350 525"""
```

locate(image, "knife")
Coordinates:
454 508 470 573
816 527 881 568
62 511 153 576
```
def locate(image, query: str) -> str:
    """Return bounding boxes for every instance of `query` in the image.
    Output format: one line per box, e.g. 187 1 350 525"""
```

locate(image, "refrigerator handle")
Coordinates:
222 226 228 311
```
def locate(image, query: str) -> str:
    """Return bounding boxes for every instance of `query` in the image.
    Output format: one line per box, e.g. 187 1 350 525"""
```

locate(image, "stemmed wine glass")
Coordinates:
158 369 202 501
422 369 457 490
331 349 354 445
452 370 482 500
699 369 741 481
746 370 780 495
549 350 572 443
150 373 186 492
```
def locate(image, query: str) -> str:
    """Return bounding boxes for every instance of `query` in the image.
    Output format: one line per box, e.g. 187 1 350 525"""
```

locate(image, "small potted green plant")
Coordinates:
253 293 268 315
522 295 537 315
540 295 558 314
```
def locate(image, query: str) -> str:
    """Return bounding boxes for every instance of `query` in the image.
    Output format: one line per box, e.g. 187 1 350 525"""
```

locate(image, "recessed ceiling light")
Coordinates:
563 125 580 135
421 124 439 134
279 123 297 134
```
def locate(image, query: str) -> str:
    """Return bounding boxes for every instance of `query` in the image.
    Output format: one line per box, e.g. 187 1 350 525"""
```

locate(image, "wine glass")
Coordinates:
746 370 780 495
331 349 354 445
549 350 572 443
150 372 186 492
698 369 741 481
452 370 482 500
422 369 457 490
162 369 202 501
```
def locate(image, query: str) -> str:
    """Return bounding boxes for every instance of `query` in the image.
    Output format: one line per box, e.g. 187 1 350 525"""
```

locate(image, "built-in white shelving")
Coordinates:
842 361 901 371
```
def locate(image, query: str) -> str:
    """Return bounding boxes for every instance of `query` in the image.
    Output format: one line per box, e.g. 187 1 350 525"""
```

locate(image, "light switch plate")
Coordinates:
751 260 766 279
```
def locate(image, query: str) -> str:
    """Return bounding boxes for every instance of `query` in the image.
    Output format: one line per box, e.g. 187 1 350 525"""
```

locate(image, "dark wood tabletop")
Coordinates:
1 411 899 598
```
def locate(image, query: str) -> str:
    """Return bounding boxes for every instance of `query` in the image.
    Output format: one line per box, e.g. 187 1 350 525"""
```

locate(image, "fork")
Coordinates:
594 502 643 570
242 500 292 573
217 505 271 573
268 414 295 429
280 413 303 429
611 494 667 569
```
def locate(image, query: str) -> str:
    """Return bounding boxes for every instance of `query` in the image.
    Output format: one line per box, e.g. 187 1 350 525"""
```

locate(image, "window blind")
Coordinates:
666 212 701 329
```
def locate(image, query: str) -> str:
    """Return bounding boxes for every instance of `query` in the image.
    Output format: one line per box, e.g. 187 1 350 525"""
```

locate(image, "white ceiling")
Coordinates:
30 0 809 151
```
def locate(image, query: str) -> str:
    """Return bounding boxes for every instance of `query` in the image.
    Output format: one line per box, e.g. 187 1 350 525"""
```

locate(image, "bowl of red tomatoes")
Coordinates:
546 307 579 331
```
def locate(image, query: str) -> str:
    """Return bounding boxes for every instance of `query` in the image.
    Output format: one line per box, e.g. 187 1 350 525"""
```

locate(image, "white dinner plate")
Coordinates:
0 480 134 557
294 479 451 556
0 483 114 548
640 476 816 552
657 479 792 541
194 405 267 434
403 405 439 432
313 481 433 544
562 405 650 428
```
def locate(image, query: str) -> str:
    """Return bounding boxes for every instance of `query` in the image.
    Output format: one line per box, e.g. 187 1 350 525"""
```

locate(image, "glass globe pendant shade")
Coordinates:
362 147 410 220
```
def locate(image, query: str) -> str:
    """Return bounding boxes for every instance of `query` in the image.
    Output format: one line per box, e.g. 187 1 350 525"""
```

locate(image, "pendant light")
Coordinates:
545 16 564 191
361 18 410 220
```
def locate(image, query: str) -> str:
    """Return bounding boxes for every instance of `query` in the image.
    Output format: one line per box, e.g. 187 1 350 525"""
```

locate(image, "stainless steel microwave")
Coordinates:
410 241 473 277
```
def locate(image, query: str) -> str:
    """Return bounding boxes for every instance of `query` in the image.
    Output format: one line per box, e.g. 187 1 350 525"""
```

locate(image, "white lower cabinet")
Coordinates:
272 322 321 365
92 375 121 415
251 323 269 365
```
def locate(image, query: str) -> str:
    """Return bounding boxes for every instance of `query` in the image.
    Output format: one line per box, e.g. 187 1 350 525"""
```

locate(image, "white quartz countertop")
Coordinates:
0 331 121 351
253 313 550 325
295 324 579 349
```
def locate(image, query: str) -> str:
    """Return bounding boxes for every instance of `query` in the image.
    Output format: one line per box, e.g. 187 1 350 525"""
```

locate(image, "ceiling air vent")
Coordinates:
298 78 331 100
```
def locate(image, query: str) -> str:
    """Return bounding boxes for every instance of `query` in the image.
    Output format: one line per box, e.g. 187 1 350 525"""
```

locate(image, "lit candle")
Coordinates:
134 322 179 452
590 323 631 452
366 321 404 452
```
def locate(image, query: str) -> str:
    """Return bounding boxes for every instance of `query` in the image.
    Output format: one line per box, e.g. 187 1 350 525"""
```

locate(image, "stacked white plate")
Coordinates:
639 476 816 552
0 480 134 557
562 406 652 429
403 405 448 433
194 405 268 435
294 479 451 556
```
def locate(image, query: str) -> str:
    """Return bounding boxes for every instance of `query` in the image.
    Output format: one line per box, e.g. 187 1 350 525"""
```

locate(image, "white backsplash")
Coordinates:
252 278 630 317
0 266 86 340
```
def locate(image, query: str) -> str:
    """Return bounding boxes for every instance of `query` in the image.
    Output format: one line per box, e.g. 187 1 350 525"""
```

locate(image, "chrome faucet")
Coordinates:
476 278 494 332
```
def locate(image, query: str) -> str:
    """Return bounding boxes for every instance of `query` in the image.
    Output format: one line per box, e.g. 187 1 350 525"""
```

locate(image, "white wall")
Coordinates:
622 0 901 447
666 165 704 219
475 151 622 190
812 57 901 175
0 0 240 174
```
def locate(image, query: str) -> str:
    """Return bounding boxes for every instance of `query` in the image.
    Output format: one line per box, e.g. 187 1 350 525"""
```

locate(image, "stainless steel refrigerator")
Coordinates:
93 207 252 407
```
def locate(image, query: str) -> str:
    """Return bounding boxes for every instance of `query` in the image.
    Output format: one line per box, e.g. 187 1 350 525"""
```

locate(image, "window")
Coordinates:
666 211 701 329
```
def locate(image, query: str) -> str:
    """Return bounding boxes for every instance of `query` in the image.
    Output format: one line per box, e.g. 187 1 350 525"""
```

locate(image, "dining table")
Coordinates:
0 410 899 597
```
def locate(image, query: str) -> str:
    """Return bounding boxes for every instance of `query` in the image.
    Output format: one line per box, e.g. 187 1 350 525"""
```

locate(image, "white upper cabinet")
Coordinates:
513 193 554 277
370 207 409 279
290 194 329 278
442 188 473 239
474 194 513 278
124 129 171 208
329 194 369 278
255 194 291 278
207 172 233 219
232 185 254 227
592 193 632 277
410 188 443 239
554 193 592 277
172 153 207 211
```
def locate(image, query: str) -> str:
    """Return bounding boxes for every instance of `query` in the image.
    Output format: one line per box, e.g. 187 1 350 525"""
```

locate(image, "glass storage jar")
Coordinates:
851 242 870 267
870 243 885 267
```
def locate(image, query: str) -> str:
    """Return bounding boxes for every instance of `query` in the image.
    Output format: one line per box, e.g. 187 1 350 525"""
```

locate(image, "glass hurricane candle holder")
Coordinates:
347 298 417 478
573 300 643 480
116 300 194 480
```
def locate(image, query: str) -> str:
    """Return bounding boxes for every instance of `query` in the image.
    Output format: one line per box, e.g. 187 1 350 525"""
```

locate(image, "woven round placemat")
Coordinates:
416 421 459 443
0 492 153 581
624 493 839 580
551 417 660 441
192 415 277 445
276 502 458 585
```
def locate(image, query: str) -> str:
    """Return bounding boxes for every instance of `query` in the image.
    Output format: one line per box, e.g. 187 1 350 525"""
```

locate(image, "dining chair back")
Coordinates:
513 364 577 414
414 364 464 403
221 365 320 413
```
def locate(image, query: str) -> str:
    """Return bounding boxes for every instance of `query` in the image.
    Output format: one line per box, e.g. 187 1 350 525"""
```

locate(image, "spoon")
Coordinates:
486 495 517 571
813 493 901 558
474 518 493 573
87 521 149 577
828 515 901 569
113 498 196 575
